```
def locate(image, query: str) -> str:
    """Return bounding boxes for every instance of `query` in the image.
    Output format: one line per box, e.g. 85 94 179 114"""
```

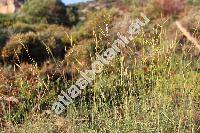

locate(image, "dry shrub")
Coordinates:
155 0 186 14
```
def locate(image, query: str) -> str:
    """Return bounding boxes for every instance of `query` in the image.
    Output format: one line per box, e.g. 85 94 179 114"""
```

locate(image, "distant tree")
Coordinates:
0 14 15 49
66 5 79 26
20 0 67 24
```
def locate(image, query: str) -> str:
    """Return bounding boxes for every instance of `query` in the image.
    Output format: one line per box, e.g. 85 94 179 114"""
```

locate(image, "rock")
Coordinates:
0 0 24 14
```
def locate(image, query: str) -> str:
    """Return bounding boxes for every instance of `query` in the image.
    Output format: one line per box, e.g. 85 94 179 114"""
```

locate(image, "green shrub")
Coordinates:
2 25 71 63
20 0 74 25
2 32 48 63
188 0 200 6
16 14 48 24
66 5 79 26
0 14 15 27
0 29 10 49
38 25 72 59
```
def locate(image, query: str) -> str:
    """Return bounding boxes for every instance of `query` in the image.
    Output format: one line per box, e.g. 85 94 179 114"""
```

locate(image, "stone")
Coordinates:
0 0 24 14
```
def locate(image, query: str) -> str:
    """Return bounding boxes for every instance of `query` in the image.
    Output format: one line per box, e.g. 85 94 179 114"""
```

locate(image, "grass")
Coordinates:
5 33 199 132
0 1 200 132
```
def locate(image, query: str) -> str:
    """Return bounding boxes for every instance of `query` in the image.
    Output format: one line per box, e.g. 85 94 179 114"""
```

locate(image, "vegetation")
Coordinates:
0 0 199 132
20 0 67 24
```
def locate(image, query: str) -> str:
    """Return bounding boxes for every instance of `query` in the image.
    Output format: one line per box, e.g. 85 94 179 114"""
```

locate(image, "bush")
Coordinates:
37 25 72 59
188 0 200 6
155 0 186 14
2 32 48 63
66 5 79 26
0 14 15 27
0 29 10 50
20 0 67 24
2 25 71 64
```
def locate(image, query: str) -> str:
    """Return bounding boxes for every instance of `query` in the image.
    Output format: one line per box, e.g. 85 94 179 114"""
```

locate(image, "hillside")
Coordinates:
0 0 200 132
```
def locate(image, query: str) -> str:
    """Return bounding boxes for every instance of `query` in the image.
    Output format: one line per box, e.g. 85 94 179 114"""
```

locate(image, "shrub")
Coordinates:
2 25 71 64
20 0 67 24
155 0 186 14
2 32 48 63
0 29 10 49
16 14 48 24
37 25 72 59
188 0 200 6
0 14 15 27
66 5 79 26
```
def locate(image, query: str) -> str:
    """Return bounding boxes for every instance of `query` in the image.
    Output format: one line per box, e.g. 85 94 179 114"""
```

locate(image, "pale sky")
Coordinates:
62 0 91 5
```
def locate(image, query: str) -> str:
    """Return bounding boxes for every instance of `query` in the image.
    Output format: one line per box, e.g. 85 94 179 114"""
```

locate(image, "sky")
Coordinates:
62 0 91 5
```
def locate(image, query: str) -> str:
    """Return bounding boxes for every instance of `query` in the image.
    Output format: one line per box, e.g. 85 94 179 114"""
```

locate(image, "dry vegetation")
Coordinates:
0 0 200 132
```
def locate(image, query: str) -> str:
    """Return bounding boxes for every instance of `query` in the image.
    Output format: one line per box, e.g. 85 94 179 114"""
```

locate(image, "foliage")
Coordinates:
20 0 67 24
0 0 200 132
2 32 47 63
66 5 80 26
10 22 36 34
2 25 71 63
155 0 186 14
0 29 9 50
0 14 15 27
